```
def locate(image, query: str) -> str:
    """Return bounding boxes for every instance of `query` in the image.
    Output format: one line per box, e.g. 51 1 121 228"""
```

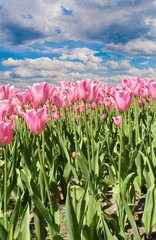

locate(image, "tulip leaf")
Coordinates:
31 192 58 235
65 187 81 240
122 196 142 240
20 202 30 240
0 222 8 240
142 184 156 236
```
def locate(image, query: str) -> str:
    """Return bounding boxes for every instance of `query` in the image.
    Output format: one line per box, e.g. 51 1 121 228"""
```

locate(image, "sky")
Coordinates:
1 0 156 89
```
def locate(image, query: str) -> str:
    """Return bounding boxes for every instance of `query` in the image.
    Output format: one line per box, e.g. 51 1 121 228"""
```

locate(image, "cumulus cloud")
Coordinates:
103 39 156 57
1 0 156 46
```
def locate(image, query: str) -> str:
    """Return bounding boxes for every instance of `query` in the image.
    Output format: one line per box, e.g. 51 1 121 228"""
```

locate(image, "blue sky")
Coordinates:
1 0 156 89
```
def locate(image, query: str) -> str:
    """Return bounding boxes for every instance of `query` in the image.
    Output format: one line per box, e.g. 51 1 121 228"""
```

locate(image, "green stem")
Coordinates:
119 114 123 194
90 107 94 171
128 107 131 146
36 135 53 215
73 105 78 152
95 102 98 131
134 97 139 143
4 146 8 229
48 100 53 142
83 102 91 172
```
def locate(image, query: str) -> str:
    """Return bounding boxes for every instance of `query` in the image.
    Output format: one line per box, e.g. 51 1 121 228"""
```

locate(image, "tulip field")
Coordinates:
0 78 156 239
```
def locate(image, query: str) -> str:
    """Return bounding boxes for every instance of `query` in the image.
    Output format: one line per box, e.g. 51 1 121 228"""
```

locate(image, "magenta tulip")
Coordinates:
112 116 121 126
20 108 47 135
0 122 13 145
112 90 133 113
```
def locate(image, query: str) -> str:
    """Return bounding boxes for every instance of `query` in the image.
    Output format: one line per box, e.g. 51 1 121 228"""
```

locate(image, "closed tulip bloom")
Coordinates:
112 90 133 113
0 121 13 145
112 116 121 126
31 82 50 105
148 82 156 100
20 108 47 135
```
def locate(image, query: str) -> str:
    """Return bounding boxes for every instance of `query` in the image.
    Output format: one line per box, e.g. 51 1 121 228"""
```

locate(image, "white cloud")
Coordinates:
105 59 131 71
103 40 156 57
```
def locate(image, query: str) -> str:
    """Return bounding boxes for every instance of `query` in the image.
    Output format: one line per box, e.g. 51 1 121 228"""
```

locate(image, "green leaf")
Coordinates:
122 196 142 240
20 202 30 240
86 196 97 227
0 222 8 240
121 172 136 196
31 192 58 235
101 217 115 240
53 236 64 240
33 207 47 240
142 185 156 236
9 196 21 230
65 187 81 240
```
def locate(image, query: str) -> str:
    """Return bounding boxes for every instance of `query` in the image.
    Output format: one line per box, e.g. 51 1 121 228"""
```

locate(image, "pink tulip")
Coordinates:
91 101 100 109
100 114 106 120
76 80 91 102
52 112 60 121
77 116 81 121
140 87 149 98
16 91 29 107
65 87 79 103
52 94 64 109
112 116 121 126
20 108 47 135
0 84 11 100
138 99 145 108
147 82 156 100
31 82 50 105
0 99 16 117
112 91 133 113
72 152 76 159
0 104 7 121
0 121 13 145
104 98 112 108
